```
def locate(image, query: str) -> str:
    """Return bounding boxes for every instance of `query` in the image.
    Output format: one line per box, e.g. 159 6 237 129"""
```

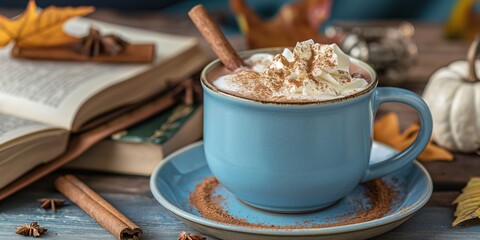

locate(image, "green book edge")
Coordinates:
111 103 200 144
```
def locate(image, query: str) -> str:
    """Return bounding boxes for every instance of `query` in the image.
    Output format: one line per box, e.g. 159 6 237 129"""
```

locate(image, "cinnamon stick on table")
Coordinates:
55 175 143 240
188 4 244 71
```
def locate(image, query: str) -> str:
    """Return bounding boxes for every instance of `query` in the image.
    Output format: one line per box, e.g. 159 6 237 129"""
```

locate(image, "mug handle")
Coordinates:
361 87 433 182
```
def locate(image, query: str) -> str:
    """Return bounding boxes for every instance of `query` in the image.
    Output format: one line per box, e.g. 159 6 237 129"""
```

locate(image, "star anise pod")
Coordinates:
37 198 65 211
16 222 47 237
177 231 206 240
73 26 129 57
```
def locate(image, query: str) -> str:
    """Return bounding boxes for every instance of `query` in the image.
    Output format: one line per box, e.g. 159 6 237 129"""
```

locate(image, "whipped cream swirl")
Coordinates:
213 40 369 102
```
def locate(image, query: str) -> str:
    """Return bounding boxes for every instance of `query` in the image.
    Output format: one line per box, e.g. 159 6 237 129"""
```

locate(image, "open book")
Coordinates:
0 18 208 189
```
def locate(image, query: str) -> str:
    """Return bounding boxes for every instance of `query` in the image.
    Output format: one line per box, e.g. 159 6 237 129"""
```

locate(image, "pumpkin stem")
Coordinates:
467 34 480 82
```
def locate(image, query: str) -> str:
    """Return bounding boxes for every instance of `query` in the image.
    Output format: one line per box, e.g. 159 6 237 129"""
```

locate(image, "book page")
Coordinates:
0 18 198 129
0 113 55 145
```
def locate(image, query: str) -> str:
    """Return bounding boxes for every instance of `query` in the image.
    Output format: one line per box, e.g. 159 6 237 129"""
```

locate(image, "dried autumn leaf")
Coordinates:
0 0 94 48
452 177 480 226
373 112 454 161
445 0 480 40
231 0 337 49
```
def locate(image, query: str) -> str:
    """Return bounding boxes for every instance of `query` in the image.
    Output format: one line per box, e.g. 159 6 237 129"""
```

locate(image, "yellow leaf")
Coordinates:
373 112 454 161
452 210 479 227
457 198 480 210
455 206 478 217
0 0 36 47
453 192 480 205
453 178 480 227
444 0 479 40
0 0 94 48
0 16 11 47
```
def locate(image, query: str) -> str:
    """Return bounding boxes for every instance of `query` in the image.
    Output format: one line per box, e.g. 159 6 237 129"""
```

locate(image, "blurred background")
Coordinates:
0 0 472 86
0 0 458 33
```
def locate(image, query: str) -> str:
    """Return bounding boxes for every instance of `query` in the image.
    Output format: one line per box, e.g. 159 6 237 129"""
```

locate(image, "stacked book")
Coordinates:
68 103 203 175
0 18 207 190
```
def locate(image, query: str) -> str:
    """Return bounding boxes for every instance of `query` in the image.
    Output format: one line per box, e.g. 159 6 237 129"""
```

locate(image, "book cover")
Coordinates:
111 103 200 144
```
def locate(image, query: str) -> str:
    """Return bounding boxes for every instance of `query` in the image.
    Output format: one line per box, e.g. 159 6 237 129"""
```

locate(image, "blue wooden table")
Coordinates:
1 8 480 240
0 171 478 240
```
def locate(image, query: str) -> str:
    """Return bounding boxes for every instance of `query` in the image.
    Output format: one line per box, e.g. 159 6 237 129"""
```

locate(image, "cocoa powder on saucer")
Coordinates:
189 177 398 229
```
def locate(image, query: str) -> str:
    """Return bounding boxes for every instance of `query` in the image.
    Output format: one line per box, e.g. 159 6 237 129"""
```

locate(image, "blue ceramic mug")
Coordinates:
201 49 432 213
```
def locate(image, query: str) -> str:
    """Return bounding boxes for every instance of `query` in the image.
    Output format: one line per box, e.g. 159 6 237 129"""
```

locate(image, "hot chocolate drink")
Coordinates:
192 4 432 213
209 40 372 103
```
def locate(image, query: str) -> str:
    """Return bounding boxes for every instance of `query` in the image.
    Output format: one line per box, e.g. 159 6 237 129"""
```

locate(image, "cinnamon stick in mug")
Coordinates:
55 175 143 240
188 4 244 71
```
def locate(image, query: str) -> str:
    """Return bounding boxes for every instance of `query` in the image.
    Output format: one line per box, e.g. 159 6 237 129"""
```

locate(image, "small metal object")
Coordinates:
326 22 418 85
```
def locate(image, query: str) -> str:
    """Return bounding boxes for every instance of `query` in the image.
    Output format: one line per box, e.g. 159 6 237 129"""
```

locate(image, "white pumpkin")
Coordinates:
423 36 480 152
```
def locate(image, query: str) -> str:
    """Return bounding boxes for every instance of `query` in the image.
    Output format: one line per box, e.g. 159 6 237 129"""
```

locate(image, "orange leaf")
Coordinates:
373 112 401 147
0 0 36 47
374 112 454 161
0 0 94 48
231 0 337 49
419 142 455 161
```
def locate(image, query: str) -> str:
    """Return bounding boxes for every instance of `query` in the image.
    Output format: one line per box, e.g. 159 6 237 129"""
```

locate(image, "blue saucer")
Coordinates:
150 141 432 240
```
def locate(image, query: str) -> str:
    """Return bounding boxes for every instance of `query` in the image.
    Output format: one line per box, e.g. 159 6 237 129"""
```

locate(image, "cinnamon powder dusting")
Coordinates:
213 41 370 103
189 177 398 229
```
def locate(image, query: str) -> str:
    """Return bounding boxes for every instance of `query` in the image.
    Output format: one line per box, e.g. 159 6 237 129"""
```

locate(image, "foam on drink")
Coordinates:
213 39 370 102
